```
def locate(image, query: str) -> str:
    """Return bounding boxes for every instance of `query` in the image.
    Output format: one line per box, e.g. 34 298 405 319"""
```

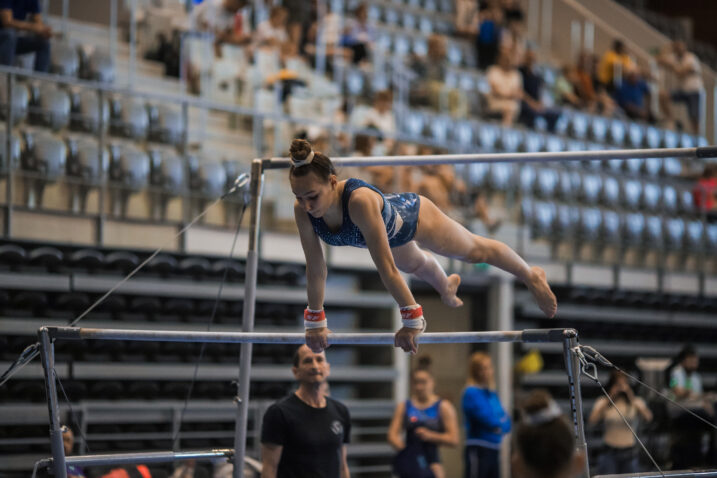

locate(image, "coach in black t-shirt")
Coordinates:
261 345 351 478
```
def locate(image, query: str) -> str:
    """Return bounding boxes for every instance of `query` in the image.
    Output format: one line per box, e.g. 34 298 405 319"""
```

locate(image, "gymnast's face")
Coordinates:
411 370 434 401
293 345 331 384
291 171 338 218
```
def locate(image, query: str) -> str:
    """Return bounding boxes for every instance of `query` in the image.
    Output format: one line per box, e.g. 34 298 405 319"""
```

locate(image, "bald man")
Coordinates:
260 345 351 478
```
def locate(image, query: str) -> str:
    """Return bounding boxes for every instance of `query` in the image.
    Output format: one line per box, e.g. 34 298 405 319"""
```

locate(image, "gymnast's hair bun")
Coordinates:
290 139 314 167
417 355 432 371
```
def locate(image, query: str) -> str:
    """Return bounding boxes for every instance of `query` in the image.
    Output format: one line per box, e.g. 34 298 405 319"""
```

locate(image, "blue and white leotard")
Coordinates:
308 178 420 248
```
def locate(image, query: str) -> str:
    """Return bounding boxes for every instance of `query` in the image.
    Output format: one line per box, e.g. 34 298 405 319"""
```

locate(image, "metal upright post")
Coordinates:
38 327 68 478
562 331 590 477
5 74 13 237
96 89 106 245
129 0 137 90
233 159 265 478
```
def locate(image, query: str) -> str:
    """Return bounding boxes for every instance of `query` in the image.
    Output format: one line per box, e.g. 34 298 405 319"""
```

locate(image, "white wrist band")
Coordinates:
305 319 327 329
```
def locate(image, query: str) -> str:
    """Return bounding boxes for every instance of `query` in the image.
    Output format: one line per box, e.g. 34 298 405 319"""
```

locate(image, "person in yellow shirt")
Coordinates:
598 39 634 91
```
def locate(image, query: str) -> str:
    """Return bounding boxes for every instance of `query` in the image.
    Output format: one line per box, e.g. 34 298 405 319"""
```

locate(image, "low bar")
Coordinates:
44 327 572 344
263 146 715 169
595 471 717 478
37 449 233 469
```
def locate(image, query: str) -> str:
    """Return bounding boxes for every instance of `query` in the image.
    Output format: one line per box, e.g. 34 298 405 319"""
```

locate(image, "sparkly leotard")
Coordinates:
309 178 420 248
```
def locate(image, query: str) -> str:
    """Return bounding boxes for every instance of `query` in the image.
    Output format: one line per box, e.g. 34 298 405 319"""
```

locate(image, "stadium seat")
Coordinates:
661 129 679 149
685 220 705 253
477 124 499 150
165 298 195 318
429 115 450 143
706 224 717 253
69 249 105 269
70 90 109 133
555 204 579 239
602 210 622 245
522 132 544 153
544 135 565 153
664 217 685 252
679 133 694 148
535 168 558 199
31 84 71 130
642 157 662 176
148 254 178 274
50 41 80 77
111 97 149 140
108 144 150 217
678 189 696 216
148 149 185 220
557 169 579 200
0 244 26 265
106 251 140 272
627 123 644 148
0 80 29 124
149 104 184 146
567 112 588 139
533 201 557 238
645 215 664 250
189 157 227 200
580 173 601 205
601 175 620 208
578 207 602 242
662 157 682 176
588 116 608 143
179 257 211 277
642 183 661 212
28 246 63 269
622 179 642 210
497 128 522 152
22 131 67 207
86 49 114 83
488 163 514 191
623 212 645 247
608 119 626 145
404 110 425 138
662 185 678 214
519 165 536 194
643 125 661 149
66 136 107 213
0 130 21 172
212 259 245 280
453 120 474 148
56 292 91 312
623 157 643 175
466 162 489 187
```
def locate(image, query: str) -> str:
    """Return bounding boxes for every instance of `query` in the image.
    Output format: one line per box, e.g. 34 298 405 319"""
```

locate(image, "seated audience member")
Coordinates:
265 42 307 102
357 90 397 152
253 6 288 50
304 4 352 69
519 49 561 131
282 0 315 52
615 67 653 122
553 65 582 109
486 52 523 126
0 0 52 72
62 426 86 478
574 51 616 116
499 17 526 68
410 34 467 117
500 0 525 23
455 0 479 37
476 3 503 70
341 3 375 65
588 371 652 475
669 344 716 469
598 39 634 92
693 164 717 221
658 40 704 134
512 390 586 478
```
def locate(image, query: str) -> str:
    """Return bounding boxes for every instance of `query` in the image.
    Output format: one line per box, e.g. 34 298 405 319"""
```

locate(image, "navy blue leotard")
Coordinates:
309 178 420 248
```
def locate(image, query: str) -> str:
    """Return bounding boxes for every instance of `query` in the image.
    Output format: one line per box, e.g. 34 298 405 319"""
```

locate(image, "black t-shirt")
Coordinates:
261 394 351 478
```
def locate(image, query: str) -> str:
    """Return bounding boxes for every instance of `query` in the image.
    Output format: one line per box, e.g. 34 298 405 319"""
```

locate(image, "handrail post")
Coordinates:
39 327 68 478
563 331 589 477
4 73 13 237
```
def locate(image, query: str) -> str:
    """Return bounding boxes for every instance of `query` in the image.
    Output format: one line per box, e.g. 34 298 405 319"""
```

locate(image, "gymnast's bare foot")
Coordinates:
440 274 464 308
526 266 557 318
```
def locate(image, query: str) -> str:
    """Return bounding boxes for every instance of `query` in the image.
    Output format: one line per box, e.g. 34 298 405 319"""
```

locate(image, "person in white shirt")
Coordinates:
358 90 397 152
253 6 288 50
486 52 523 126
659 41 704 134
190 0 250 44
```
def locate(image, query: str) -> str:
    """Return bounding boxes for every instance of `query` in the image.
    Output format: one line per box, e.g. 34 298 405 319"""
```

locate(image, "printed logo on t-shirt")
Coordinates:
331 420 344 436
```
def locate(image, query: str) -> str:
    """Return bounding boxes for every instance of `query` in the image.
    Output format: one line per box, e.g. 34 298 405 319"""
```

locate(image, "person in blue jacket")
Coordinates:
462 351 511 478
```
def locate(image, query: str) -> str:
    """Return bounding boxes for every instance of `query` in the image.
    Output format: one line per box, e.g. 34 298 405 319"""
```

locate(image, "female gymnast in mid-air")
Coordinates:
289 139 557 354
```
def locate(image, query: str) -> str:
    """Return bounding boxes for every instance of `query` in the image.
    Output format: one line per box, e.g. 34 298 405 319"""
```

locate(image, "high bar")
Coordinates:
43 327 573 344
262 146 717 169
36 449 234 468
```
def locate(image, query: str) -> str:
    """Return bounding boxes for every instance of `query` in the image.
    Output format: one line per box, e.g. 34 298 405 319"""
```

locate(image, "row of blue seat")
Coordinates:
522 200 717 254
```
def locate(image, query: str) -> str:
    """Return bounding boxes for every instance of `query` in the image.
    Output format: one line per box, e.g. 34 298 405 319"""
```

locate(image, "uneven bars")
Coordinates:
36 449 234 468
262 146 717 169
45 327 572 345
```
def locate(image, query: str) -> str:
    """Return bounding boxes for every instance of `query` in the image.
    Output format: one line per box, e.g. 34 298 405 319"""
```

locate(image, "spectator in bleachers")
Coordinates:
253 6 288 50
455 0 480 37
476 3 503 70
0 0 52 72
264 42 307 102
462 351 511 478
574 51 617 116
190 0 251 52
499 17 526 68
340 3 375 65
304 5 353 70
486 52 523 126
283 0 315 53
668 344 715 469
597 39 634 92
615 66 654 123
693 164 717 221
519 49 561 132
261 345 351 478
388 356 459 478
356 90 397 153
658 40 704 134
500 0 525 23
512 390 586 478
62 426 86 478
588 371 652 475
410 34 467 117
553 65 582 109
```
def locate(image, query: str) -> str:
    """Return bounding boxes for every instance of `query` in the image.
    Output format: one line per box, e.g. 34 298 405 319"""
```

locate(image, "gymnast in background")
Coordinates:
288 138 557 354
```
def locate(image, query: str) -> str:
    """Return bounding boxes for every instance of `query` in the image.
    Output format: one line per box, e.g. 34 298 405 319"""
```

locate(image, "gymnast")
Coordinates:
289 139 556 354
